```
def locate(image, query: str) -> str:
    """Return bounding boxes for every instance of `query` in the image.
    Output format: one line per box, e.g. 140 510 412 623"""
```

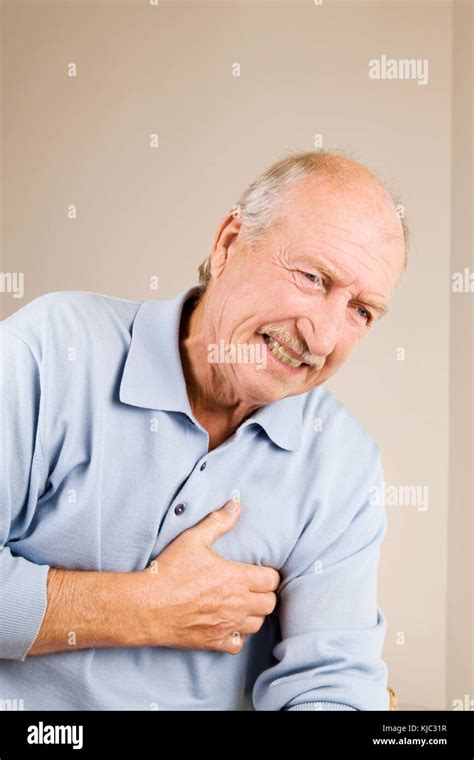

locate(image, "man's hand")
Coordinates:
28 500 280 657
140 499 280 654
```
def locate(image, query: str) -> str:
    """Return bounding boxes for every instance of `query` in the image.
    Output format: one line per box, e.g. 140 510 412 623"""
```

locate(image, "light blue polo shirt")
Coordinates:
0 286 390 711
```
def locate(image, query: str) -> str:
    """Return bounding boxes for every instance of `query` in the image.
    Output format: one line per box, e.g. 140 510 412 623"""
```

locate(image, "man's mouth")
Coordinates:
258 332 309 369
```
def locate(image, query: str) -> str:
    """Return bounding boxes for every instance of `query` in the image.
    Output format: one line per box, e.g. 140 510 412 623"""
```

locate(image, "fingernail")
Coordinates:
224 499 240 513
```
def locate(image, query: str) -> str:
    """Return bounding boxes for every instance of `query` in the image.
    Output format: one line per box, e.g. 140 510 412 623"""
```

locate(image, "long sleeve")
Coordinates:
0 326 50 660
252 443 390 711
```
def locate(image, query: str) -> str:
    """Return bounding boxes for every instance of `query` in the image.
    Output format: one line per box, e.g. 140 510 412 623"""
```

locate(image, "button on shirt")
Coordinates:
0 286 390 711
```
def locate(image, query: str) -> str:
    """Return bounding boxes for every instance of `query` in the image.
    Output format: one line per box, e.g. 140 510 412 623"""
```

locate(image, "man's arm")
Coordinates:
0 326 51 659
0 327 142 659
0 325 142 657
27 568 151 656
252 442 390 712
1 323 280 661
28 504 280 657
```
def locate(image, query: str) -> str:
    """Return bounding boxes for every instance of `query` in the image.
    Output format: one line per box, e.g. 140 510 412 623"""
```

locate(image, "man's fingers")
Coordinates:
241 564 281 593
247 591 278 617
241 616 266 635
186 500 241 547
224 617 265 652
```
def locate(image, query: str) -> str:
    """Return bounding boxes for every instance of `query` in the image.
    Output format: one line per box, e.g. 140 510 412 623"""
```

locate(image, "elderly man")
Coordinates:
0 150 406 711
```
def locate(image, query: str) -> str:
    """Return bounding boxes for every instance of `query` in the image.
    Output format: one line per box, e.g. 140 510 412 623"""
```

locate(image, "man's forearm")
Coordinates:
28 567 150 656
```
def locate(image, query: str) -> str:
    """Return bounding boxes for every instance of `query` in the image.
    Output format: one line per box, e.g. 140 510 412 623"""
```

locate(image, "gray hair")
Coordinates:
197 149 410 292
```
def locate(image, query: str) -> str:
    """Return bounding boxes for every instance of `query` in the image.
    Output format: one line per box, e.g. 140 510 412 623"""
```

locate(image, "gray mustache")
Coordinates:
257 326 325 369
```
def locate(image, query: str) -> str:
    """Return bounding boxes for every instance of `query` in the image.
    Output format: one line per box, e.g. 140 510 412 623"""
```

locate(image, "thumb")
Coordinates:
188 499 241 547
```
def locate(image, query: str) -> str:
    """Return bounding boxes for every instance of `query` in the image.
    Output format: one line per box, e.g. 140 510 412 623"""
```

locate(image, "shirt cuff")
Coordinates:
0 552 50 660
283 701 357 711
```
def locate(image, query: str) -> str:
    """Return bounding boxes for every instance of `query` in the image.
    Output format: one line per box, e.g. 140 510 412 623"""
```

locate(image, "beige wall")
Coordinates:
1 0 471 710
447 0 473 712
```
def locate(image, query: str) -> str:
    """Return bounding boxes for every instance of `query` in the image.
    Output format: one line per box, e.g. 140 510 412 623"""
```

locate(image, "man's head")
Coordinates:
190 150 408 408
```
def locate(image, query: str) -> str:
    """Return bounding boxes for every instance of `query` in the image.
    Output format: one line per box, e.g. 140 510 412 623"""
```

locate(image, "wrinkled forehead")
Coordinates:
274 210 404 265
274 178 405 269
282 173 400 234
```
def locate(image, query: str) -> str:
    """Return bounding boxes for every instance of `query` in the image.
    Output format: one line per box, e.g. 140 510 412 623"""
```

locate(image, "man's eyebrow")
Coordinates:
360 299 389 318
295 255 390 317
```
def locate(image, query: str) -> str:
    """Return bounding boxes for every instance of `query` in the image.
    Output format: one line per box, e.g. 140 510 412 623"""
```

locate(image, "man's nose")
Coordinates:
297 297 345 358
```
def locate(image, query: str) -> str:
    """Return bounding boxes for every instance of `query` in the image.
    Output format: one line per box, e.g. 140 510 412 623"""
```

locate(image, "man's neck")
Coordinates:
178 289 262 442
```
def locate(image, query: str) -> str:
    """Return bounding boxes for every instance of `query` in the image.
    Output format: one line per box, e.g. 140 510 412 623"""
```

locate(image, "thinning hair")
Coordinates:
197 149 410 292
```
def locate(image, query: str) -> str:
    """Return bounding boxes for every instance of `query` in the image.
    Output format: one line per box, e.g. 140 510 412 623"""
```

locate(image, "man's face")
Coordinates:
203 175 406 405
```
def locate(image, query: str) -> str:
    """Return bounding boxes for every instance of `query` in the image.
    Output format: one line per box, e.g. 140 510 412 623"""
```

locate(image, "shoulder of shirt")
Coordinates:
0 290 144 354
302 383 381 467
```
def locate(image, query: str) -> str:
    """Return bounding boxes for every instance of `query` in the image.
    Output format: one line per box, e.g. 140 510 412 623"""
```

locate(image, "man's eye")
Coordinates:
303 272 323 286
356 305 371 321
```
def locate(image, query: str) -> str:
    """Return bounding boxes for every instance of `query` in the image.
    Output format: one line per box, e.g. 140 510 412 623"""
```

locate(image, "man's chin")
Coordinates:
234 362 311 403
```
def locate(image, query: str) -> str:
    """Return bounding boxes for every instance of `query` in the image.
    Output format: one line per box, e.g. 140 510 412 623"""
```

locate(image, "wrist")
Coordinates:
124 567 164 649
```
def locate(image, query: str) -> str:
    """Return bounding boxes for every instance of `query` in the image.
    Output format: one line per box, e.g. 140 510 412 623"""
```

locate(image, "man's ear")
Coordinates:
209 211 243 279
